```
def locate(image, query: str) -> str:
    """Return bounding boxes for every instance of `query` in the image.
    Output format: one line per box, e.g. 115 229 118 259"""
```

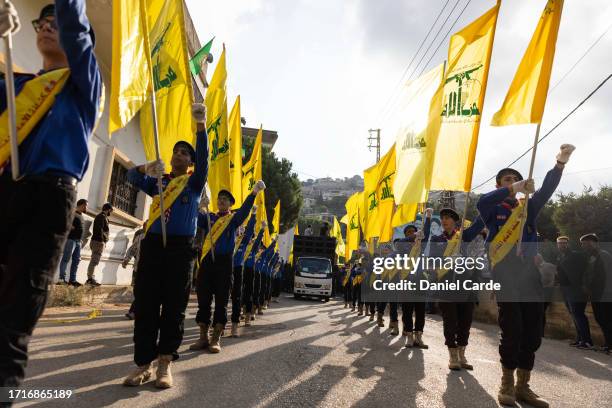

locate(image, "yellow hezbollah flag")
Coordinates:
206 47 231 211
339 214 348 224
109 0 150 133
272 200 281 238
491 0 564 126
363 164 379 240
332 216 345 259
345 192 361 261
392 203 418 228
363 145 396 242
357 190 367 238
140 0 195 171
229 95 243 208
393 63 444 205
242 127 267 244
429 1 500 192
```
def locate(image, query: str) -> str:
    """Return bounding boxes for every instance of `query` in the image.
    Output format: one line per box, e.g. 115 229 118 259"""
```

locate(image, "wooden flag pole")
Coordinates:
3 0 19 180
516 123 541 255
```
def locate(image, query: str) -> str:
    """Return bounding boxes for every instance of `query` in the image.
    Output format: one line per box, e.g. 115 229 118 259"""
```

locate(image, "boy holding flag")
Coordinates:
191 182 265 353
477 144 575 407
0 0 102 388
123 104 209 389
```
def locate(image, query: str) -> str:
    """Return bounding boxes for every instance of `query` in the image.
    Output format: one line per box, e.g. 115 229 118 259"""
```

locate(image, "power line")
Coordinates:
417 0 473 78
374 0 455 125
471 73 612 191
549 20 612 93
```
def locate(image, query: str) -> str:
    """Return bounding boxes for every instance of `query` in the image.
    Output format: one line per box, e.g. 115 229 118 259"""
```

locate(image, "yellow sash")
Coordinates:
435 232 461 280
145 174 190 234
0 69 70 165
352 274 363 286
399 240 422 280
343 270 350 286
200 213 235 261
243 230 260 262
489 202 526 269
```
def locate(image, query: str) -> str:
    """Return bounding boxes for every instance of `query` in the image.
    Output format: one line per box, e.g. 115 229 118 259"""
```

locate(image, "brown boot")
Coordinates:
257 306 264 315
123 363 153 386
458 346 473 370
389 321 399 336
413 331 429 349
498 366 516 406
208 323 223 353
357 304 363 316
155 355 173 389
377 313 385 327
515 368 549 407
404 332 414 348
231 322 239 337
189 324 210 350
244 313 252 326
448 347 461 370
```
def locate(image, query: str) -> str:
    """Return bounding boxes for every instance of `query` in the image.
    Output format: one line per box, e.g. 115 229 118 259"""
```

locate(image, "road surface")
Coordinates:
15 295 612 407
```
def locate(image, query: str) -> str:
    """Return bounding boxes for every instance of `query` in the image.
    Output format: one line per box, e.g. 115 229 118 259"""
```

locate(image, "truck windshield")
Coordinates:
296 258 331 274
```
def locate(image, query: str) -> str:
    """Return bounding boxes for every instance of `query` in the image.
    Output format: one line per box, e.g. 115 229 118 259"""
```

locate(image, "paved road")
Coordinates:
16 295 612 407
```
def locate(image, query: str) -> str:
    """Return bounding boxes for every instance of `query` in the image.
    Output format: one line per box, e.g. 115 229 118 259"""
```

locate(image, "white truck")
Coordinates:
292 235 337 302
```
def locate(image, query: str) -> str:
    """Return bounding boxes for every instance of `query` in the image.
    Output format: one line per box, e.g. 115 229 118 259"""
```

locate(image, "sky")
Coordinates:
185 0 612 196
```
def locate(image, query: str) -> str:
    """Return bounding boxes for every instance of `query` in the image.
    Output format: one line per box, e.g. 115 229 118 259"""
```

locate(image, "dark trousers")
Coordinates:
0 174 76 387
569 302 592 344
367 302 376 315
439 302 475 348
133 234 193 366
402 302 425 332
260 274 270 306
271 276 281 298
344 284 352 303
253 270 262 308
377 302 398 321
196 253 233 326
592 302 612 347
497 302 544 370
243 266 255 311
230 265 243 323
352 283 362 307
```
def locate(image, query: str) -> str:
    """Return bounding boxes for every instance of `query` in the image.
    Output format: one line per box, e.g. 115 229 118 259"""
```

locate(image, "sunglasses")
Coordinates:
32 18 58 33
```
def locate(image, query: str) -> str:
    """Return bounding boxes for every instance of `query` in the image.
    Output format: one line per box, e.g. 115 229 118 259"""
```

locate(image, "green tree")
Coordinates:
553 186 612 242
243 136 302 234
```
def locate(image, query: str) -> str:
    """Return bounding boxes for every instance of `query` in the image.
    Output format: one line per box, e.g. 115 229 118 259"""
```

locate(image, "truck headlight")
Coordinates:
322 284 330 290
295 282 304 288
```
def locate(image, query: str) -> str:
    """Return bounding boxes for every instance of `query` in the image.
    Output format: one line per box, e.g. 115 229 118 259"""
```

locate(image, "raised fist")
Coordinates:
143 159 165 178
556 144 576 164
511 179 535 195
253 180 266 194
0 1 20 38
191 103 207 123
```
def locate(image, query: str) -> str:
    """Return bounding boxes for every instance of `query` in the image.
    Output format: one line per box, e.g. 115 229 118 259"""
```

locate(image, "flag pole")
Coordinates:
454 192 472 255
139 0 166 247
516 123 541 255
3 0 19 180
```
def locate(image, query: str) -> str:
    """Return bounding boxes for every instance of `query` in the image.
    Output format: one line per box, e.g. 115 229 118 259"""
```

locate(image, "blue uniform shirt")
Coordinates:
477 166 562 258
255 243 275 273
127 130 209 237
198 193 256 256
244 228 265 269
266 253 279 276
0 0 102 180
233 213 257 267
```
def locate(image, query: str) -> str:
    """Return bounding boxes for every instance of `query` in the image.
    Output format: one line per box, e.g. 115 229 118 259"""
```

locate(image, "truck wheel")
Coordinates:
294 294 302 300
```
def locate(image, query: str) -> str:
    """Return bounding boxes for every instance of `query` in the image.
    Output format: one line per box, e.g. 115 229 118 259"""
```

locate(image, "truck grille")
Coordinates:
305 284 321 289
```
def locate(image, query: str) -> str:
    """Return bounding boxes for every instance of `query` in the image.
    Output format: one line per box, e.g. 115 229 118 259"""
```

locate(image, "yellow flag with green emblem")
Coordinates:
109 0 150 133
229 95 243 208
242 127 267 244
332 216 345 259
140 0 195 170
272 200 281 238
392 203 418 228
205 47 231 212
429 1 500 192
363 145 396 242
491 0 564 126
345 192 361 261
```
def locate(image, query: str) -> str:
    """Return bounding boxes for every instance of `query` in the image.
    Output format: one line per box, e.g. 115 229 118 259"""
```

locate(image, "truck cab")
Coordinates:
292 235 337 302
293 256 333 301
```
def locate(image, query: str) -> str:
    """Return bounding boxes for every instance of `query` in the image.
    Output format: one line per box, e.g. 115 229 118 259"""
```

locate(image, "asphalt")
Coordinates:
15 295 612 408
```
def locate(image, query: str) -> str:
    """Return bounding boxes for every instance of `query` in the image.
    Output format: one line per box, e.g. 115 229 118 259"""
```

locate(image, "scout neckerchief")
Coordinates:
489 200 526 269
145 173 190 234
0 69 70 165
243 229 261 261
200 211 235 261
435 230 461 280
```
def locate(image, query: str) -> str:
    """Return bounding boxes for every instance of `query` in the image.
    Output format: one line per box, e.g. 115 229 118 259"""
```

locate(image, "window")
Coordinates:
107 161 139 216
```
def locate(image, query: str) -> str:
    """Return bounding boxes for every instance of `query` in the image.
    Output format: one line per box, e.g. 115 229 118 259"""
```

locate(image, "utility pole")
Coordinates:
367 128 381 163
